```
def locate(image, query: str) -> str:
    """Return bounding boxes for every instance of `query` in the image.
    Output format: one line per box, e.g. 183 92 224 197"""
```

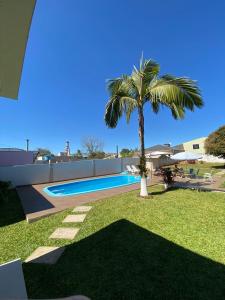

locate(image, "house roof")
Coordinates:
172 144 185 151
145 144 173 154
0 148 25 152
0 0 36 100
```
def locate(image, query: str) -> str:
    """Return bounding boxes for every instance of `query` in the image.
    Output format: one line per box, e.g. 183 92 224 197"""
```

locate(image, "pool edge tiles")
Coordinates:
43 175 141 197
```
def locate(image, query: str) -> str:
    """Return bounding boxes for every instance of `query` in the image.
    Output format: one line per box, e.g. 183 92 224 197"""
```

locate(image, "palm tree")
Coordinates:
104 56 203 197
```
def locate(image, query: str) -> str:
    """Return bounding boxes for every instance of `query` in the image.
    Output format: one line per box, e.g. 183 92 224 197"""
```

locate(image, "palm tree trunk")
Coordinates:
138 106 148 197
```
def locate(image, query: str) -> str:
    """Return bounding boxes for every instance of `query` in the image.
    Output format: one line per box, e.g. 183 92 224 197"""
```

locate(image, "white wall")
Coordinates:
52 160 94 182
0 157 140 187
0 163 50 186
122 157 139 169
0 150 34 166
95 158 122 176
0 259 27 300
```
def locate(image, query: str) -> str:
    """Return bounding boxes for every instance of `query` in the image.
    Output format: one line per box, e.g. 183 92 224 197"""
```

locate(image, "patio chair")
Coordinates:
203 170 214 183
131 165 140 174
126 165 135 174
173 166 185 178
189 168 199 179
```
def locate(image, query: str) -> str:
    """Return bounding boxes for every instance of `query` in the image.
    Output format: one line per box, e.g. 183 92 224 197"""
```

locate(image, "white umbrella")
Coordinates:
171 152 202 161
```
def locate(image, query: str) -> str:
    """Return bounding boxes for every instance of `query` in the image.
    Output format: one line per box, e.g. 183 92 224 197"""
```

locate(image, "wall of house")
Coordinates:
0 157 140 187
146 156 175 170
0 259 27 300
0 151 34 166
182 137 207 154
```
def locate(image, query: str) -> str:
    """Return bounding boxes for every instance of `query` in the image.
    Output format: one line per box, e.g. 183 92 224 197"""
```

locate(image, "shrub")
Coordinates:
205 125 225 158
0 181 12 203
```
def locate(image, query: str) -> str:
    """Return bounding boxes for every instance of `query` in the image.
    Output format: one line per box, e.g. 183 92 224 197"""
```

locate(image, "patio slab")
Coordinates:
73 206 92 213
63 214 86 223
173 175 225 192
17 174 161 222
49 227 79 240
25 246 64 264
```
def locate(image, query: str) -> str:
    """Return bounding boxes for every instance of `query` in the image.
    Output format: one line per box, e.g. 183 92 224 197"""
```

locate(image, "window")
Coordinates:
193 144 199 149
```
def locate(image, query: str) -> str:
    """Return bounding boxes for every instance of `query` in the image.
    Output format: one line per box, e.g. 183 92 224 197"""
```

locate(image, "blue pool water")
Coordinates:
44 175 140 197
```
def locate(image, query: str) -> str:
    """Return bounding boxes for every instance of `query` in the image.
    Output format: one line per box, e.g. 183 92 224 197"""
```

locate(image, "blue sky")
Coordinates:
0 0 225 154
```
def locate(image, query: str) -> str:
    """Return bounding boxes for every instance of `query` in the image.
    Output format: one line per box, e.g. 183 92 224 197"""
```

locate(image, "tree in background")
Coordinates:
104 56 203 196
82 137 105 159
89 151 105 159
37 148 52 157
74 149 83 159
120 148 135 158
205 125 225 159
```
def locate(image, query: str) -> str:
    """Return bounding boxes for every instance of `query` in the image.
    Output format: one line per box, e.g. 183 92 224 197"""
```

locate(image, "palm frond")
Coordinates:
142 59 160 78
107 78 124 96
148 75 203 119
120 96 138 123
104 96 123 128
132 59 160 98
105 77 138 128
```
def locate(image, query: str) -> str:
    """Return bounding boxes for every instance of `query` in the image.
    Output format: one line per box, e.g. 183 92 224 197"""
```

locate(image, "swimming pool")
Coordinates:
44 175 140 197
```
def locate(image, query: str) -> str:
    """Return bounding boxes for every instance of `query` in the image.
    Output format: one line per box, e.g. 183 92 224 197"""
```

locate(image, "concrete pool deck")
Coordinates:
17 174 161 222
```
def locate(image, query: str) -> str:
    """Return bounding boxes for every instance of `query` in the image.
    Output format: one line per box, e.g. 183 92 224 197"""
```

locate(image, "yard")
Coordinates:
1 186 225 299
167 162 224 176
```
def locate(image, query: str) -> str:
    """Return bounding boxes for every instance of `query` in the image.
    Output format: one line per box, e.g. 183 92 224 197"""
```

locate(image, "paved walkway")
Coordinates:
173 174 225 192
25 205 92 265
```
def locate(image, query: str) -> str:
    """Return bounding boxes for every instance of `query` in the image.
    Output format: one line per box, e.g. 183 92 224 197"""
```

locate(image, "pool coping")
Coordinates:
17 174 161 223
43 175 141 197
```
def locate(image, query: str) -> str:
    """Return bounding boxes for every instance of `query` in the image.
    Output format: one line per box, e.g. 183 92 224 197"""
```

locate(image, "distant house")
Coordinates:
173 137 225 163
145 144 174 156
173 137 207 155
0 148 37 166
132 144 175 170
105 153 117 159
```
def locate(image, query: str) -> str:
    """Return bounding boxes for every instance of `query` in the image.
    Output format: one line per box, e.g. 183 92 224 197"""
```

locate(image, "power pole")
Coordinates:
116 145 119 158
26 139 29 151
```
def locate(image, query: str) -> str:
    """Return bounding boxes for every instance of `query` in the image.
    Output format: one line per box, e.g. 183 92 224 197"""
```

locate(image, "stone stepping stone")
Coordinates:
63 214 86 223
25 246 64 264
49 227 79 240
73 206 92 213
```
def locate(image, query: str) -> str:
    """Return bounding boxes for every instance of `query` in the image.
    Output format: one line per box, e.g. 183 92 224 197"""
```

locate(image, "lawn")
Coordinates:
168 162 224 176
1 186 225 299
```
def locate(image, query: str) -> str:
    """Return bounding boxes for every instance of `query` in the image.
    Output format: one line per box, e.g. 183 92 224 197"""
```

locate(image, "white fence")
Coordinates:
0 157 139 187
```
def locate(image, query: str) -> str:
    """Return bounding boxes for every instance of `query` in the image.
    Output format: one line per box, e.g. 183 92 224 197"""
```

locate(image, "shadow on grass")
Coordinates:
23 219 225 300
212 165 225 170
17 185 54 214
0 190 25 227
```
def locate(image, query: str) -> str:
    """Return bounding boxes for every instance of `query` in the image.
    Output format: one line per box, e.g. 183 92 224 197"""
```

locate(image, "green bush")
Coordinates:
0 181 12 202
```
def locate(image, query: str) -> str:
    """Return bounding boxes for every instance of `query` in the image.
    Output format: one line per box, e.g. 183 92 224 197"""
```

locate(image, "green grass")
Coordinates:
0 191 77 263
168 162 224 176
220 182 225 188
1 187 225 299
